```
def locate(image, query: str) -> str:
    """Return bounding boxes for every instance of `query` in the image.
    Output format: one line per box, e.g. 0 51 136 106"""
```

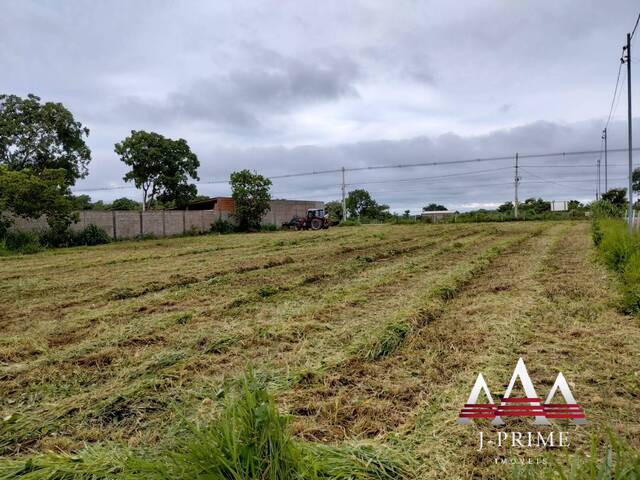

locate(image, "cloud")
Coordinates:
114 49 360 130
3 0 639 211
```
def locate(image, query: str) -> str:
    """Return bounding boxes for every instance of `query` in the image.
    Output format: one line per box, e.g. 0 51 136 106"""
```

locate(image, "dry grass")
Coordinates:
0 221 638 479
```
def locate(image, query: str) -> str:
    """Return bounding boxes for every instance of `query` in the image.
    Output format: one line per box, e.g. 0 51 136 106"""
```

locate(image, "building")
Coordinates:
421 210 456 223
184 197 324 226
550 201 569 212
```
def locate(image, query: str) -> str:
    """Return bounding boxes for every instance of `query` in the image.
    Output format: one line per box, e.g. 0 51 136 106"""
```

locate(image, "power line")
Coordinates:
604 61 624 130
631 11 640 40
72 146 640 193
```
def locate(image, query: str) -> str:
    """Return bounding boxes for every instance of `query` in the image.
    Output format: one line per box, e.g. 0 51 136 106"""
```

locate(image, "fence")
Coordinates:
7 200 324 240
10 210 227 240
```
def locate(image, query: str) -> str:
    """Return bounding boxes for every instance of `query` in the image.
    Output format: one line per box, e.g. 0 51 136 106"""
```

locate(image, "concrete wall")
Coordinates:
6 199 321 239
263 200 324 226
8 210 224 240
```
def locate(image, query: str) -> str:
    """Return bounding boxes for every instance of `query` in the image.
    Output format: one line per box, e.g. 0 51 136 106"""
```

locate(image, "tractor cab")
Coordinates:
307 208 325 218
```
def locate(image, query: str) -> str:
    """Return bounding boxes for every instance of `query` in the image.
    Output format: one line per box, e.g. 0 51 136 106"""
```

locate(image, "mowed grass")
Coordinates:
0 221 639 478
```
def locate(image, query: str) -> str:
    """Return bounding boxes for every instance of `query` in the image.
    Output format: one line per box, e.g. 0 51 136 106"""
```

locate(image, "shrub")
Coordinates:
211 218 236 234
597 219 639 273
621 252 640 313
338 219 361 227
3 230 43 254
73 224 111 246
260 223 278 232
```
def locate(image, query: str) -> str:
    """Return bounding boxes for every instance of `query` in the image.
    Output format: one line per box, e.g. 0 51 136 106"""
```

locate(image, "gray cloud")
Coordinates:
2 0 638 211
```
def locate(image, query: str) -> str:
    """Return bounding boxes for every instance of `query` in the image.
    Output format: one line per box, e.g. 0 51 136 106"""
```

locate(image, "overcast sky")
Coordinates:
2 0 639 211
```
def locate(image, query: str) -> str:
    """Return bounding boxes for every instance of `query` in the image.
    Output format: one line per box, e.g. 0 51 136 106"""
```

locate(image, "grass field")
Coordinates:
1 221 639 478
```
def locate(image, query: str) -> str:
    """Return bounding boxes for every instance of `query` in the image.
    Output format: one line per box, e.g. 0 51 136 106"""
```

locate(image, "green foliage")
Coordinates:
260 224 278 232
0 93 91 186
591 199 626 219
596 219 638 272
593 218 640 313
601 188 628 208
520 197 550 214
109 198 140 211
621 252 640 313
324 200 343 221
338 219 361 227
514 433 640 480
3 230 43 254
74 224 111 246
230 169 272 231
422 203 447 211
115 131 199 210
497 201 514 212
210 218 236 234
345 189 390 221
0 166 77 235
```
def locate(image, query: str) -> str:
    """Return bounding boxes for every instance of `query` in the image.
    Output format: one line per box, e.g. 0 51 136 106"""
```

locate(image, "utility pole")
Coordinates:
597 157 601 200
624 33 634 231
602 128 608 192
341 166 347 222
514 153 519 219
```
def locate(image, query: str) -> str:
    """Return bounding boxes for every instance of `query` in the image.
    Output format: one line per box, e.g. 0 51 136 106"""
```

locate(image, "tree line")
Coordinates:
0 93 273 244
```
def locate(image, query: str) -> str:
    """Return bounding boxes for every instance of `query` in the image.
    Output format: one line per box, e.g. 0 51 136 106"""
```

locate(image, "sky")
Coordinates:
2 0 639 212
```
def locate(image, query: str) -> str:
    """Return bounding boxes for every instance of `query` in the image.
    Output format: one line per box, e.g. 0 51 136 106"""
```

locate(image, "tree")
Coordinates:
230 169 272 231
324 200 343 221
110 197 140 211
568 200 583 211
0 94 91 185
633 167 640 194
497 201 513 213
423 203 447 212
345 189 390 220
521 197 550 214
403 209 411 218
0 166 76 236
115 131 199 210
601 188 627 208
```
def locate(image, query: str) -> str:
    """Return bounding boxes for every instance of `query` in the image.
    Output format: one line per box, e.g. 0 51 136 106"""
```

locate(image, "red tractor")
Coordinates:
283 208 330 230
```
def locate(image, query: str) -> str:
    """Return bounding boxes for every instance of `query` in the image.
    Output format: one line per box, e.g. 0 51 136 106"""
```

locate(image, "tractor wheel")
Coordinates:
310 218 323 230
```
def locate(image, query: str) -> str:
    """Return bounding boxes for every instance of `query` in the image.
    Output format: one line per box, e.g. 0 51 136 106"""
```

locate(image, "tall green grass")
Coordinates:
513 433 640 479
0 372 415 480
592 219 640 313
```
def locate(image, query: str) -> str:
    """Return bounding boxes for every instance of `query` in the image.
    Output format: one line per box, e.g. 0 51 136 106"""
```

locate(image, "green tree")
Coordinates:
115 131 199 210
0 94 91 185
230 169 272 231
403 209 411 218
633 167 640 194
324 200 343 221
0 166 76 236
521 197 550 214
601 188 627 208
422 203 447 212
110 197 141 211
497 201 513 212
568 200 583 211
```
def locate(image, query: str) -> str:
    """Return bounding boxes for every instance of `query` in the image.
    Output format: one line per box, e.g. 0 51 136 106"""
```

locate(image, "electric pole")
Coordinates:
341 166 347 222
624 33 634 231
602 128 608 192
514 153 519 219
597 157 601 200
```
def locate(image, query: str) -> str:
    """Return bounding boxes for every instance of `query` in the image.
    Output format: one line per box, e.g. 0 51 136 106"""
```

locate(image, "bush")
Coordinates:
596 219 639 273
338 219 361 227
621 252 640 313
210 218 236 234
73 224 111 246
260 223 278 232
3 230 43 254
